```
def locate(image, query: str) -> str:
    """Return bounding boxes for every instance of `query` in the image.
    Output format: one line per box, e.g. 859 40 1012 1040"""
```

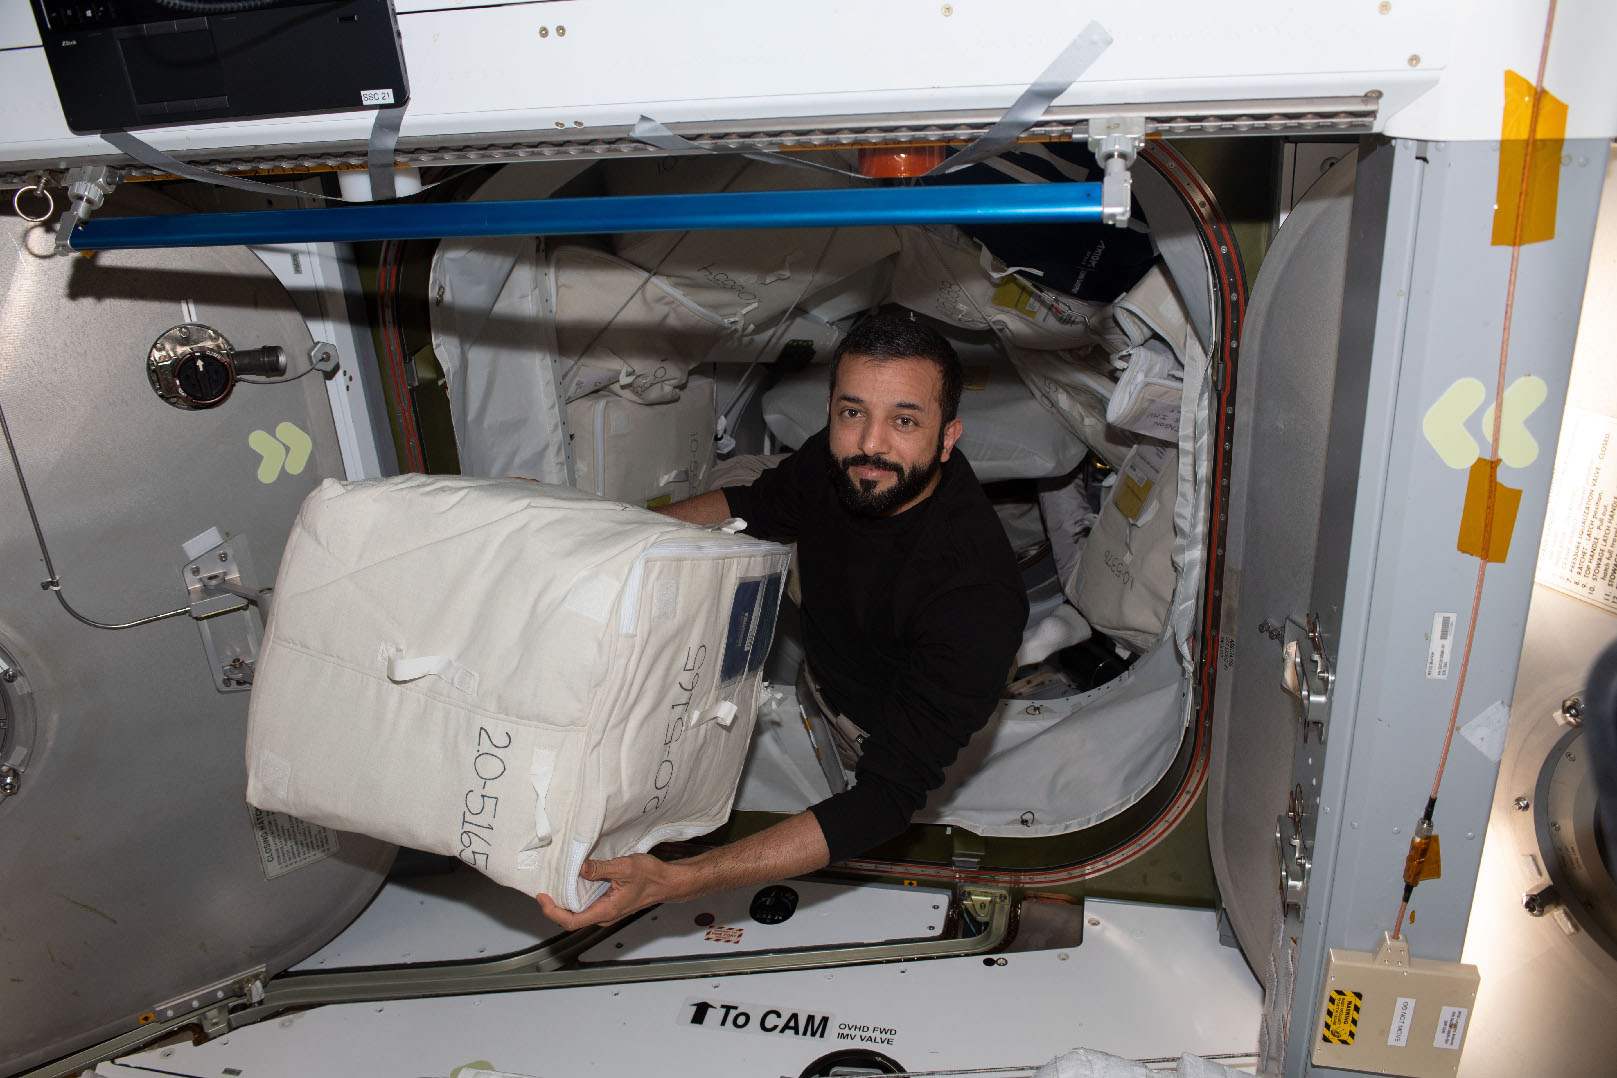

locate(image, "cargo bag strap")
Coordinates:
379 643 481 695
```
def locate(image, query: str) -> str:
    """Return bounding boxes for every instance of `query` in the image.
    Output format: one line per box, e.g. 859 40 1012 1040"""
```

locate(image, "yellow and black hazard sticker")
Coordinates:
1321 989 1363 1046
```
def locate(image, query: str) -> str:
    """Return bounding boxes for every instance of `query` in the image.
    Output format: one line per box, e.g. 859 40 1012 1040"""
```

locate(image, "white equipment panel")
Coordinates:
111 899 1261 1078
580 880 950 962
3 1 1615 178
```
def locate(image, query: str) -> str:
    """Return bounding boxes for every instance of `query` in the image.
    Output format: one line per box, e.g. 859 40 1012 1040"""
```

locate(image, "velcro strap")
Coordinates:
692 699 739 729
380 644 480 694
527 748 556 853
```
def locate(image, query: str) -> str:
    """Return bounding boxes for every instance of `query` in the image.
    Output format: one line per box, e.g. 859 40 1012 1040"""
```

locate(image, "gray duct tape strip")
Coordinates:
926 20 1113 176
629 116 869 181
367 104 409 201
102 130 319 201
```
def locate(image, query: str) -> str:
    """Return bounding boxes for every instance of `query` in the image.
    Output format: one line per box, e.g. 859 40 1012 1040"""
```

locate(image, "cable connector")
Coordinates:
1401 817 1443 889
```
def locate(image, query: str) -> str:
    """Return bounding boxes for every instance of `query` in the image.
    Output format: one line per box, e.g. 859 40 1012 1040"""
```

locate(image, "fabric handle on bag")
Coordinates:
690 699 740 730
380 644 480 694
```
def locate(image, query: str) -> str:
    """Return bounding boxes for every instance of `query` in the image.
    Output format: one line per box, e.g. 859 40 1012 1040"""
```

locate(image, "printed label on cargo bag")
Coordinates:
719 574 784 684
248 806 339 880
1320 989 1362 1046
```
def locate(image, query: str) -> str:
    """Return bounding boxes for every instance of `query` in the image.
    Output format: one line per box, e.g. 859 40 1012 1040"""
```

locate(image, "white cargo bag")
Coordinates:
245 475 791 911
1070 444 1178 652
568 374 717 508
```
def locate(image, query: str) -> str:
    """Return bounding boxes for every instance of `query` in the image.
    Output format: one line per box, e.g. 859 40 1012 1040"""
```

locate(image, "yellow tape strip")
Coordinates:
1491 69 1568 247
1456 458 1523 563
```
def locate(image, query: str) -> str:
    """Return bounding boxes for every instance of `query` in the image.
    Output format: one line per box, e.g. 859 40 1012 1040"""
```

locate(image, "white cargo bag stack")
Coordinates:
246 474 791 911
568 374 717 508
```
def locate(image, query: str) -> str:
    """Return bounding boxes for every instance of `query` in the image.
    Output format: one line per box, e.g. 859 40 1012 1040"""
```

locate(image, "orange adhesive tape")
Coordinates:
1491 69 1569 247
1456 458 1523 563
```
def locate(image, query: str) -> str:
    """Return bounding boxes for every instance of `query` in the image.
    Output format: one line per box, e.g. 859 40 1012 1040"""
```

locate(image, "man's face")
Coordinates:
827 354 963 517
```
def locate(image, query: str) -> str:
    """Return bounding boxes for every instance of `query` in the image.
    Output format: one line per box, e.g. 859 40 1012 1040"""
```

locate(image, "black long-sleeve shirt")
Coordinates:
723 429 1027 862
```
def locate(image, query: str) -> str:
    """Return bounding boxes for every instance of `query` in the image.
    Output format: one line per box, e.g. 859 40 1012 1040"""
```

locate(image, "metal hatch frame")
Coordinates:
16 141 1245 1078
24 885 1014 1078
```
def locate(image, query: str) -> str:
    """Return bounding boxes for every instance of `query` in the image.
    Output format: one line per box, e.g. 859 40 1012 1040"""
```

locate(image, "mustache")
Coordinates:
839 453 904 475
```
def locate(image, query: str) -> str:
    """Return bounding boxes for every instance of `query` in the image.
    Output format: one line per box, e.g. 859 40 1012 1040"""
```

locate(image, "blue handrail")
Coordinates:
69 181 1105 251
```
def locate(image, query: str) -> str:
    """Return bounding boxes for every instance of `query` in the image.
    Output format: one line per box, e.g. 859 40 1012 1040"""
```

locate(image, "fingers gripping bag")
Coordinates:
246 474 790 911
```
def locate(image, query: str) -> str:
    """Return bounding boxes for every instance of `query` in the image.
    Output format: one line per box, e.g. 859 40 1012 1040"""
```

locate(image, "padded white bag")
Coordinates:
246 474 791 911
1070 444 1179 652
568 374 717 508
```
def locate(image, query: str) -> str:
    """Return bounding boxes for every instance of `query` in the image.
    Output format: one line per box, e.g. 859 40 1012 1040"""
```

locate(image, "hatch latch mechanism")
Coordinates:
1281 613 1334 743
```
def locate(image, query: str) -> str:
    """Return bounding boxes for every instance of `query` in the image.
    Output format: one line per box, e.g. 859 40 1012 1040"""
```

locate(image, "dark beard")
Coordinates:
830 448 943 517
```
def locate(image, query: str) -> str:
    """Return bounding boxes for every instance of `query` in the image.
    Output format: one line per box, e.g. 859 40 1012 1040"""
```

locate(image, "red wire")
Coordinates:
1395 0 1559 941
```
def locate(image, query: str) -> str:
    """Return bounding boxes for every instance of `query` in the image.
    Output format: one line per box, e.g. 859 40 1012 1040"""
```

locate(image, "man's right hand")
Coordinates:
534 853 684 930
533 809 832 931
651 488 733 525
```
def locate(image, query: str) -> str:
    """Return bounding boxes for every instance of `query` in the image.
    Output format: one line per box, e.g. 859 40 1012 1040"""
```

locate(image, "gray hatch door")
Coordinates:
1206 150 1359 972
0 210 393 1074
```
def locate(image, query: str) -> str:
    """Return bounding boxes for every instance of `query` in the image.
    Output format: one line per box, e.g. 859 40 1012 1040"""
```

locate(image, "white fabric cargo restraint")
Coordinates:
245 475 790 911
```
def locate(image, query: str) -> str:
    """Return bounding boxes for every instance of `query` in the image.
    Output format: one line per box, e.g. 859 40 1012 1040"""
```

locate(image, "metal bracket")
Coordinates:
0 643 37 805
959 887 1003 924
54 165 118 253
309 341 341 376
950 826 987 871
146 966 267 1028
182 536 268 693
1281 613 1334 743
1276 795 1314 919
1086 115 1145 227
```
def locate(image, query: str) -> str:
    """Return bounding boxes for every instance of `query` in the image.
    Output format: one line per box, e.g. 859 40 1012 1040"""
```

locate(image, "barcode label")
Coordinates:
1426 612 1457 680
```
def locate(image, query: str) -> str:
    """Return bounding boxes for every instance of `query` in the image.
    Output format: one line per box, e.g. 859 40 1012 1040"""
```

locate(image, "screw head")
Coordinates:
1 669 16 683
190 566 201 576
1513 796 1530 811
218 551 229 562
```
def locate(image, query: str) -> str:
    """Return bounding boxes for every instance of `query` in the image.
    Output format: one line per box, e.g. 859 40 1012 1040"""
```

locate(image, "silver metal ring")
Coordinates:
13 181 53 224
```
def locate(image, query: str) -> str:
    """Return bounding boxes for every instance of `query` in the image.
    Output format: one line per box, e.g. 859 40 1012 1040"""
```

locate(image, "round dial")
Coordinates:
174 350 233 406
748 884 799 925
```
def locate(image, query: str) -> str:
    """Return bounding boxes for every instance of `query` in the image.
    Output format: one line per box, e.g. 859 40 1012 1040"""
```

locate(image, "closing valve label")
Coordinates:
248 806 340 880
1320 989 1362 1046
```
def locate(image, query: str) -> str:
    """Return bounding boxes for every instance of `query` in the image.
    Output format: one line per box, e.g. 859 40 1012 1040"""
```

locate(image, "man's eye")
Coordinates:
896 416 915 427
839 408 861 420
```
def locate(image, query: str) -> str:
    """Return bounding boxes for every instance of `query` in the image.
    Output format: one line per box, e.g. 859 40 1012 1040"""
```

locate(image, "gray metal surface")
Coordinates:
1208 149 1357 971
1459 588 1617 1077
1282 139 1609 1076
0 201 392 1074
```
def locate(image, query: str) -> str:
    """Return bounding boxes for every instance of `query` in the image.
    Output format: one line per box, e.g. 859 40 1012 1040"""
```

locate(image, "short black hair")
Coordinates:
829 313 963 424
